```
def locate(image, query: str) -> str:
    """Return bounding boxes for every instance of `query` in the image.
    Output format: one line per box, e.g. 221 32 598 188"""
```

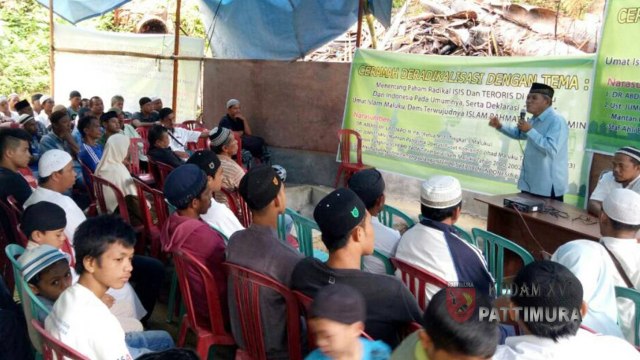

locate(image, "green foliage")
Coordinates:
392 0 406 8
0 0 50 97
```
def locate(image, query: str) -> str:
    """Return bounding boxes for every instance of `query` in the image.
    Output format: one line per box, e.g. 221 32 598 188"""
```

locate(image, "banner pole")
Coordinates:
356 0 364 48
49 0 55 98
172 0 182 119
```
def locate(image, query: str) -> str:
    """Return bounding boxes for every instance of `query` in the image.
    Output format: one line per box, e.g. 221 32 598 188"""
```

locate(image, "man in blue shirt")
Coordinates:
489 83 568 201
39 110 83 184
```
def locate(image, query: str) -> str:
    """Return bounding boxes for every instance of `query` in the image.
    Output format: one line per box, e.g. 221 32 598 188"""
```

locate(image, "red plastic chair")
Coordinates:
0 198 21 244
220 188 252 227
147 159 174 189
92 174 131 221
179 120 199 130
78 161 98 217
390 257 448 310
0 198 21 293
132 176 165 258
223 262 303 360
173 251 235 359
234 134 244 167
136 126 149 141
335 129 367 187
31 319 89 360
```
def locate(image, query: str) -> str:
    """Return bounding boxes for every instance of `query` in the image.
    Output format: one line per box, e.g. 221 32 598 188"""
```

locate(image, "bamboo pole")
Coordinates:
356 0 364 48
53 48 206 61
48 0 55 98
172 0 182 118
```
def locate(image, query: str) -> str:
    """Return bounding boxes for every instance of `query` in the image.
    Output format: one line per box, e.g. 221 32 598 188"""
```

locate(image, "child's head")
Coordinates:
74 215 136 291
420 288 499 360
148 125 170 150
19 244 72 302
309 284 366 358
21 201 67 248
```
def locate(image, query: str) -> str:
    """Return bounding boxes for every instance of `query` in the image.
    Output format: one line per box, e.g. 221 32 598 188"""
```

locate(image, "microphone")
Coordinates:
519 109 526 123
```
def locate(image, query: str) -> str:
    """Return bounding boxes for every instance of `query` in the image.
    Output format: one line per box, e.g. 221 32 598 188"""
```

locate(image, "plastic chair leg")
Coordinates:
177 315 189 347
334 166 344 188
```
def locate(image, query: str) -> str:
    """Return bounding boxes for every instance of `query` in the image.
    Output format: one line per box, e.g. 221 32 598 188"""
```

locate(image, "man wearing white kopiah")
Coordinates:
395 175 493 299
598 188 640 343
588 146 640 216
489 83 569 201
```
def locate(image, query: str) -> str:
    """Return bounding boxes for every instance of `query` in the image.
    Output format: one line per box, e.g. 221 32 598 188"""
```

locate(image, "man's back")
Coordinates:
291 257 422 348
45 283 132 359
226 223 303 359
0 166 32 206
493 329 640 359
361 217 400 274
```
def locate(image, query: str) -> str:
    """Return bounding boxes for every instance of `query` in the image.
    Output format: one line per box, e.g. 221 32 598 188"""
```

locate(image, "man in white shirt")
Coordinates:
588 146 640 216
348 168 401 274
598 188 640 343
493 261 639 359
23 150 85 243
36 95 54 128
395 175 493 299
158 107 208 159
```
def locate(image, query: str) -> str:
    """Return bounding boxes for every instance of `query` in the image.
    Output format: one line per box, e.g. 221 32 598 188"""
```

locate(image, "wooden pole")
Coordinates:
172 0 182 119
356 0 364 48
54 48 205 61
48 0 55 98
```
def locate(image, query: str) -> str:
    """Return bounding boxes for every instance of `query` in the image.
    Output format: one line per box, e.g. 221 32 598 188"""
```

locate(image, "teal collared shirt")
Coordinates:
498 106 569 197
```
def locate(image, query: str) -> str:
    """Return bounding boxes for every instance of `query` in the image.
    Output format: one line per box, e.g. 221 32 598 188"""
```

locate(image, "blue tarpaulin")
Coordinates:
37 0 392 60
36 0 130 24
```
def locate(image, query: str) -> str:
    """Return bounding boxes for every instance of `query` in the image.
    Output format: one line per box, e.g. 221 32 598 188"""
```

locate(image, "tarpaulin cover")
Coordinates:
37 0 392 60
36 0 130 24
199 0 391 59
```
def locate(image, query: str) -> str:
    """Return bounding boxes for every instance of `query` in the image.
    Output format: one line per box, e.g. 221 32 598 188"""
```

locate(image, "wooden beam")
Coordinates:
356 0 364 48
53 47 206 61
172 0 182 118
48 0 55 97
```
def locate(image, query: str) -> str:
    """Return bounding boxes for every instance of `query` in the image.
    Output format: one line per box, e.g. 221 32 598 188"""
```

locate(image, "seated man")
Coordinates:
292 188 422 348
392 288 499 360
158 107 207 159
151 97 163 112
348 168 401 274
0 128 33 206
18 114 41 176
162 163 227 321
132 97 159 128
588 146 640 216
45 215 174 358
493 261 639 359
187 150 244 239
99 111 122 146
147 125 184 168
39 109 82 184
67 90 82 121
395 175 493 299
226 165 303 359
36 95 54 128
77 115 104 172
597 188 640 342
111 95 133 119
209 126 245 206
219 99 268 163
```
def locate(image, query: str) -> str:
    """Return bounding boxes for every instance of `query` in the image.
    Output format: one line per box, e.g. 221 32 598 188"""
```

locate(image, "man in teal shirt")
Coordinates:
489 83 569 201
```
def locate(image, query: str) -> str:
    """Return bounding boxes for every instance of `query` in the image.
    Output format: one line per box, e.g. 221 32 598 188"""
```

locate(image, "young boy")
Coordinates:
306 284 391 360
392 288 499 360
147 124 184 168
21 201 70 252
45 215 174 359
18 244 72 323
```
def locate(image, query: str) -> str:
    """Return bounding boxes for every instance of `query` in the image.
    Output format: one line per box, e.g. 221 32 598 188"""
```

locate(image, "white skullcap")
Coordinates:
226 99 240 108
18 114 35 125
40 95 52 104
150 96 160 102
39 150 72 177
420 175 462 209
0 96 7 103
602 188 640 225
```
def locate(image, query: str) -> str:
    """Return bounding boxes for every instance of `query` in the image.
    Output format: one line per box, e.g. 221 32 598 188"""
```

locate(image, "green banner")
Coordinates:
342 49 594 205
587 0 640 153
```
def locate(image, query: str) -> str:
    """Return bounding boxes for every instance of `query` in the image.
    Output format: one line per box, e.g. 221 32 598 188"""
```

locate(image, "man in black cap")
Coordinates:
291 188 422 348
17 99 47 138
132 97 159 128
348 168 401 275
225 164 303 359
162 163 228 323
493 261 638 359
67 90 82 121
489 83 569 201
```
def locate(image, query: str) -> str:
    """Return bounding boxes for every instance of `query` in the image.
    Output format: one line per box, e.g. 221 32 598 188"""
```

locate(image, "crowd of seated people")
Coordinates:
1 91 640 359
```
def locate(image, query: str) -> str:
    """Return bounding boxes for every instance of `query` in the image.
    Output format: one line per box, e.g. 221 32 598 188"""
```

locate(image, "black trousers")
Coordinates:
131 255 165 324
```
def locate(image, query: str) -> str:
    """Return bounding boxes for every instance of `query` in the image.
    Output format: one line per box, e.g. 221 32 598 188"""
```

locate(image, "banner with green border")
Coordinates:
586 0 640 153
342 49 595 205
